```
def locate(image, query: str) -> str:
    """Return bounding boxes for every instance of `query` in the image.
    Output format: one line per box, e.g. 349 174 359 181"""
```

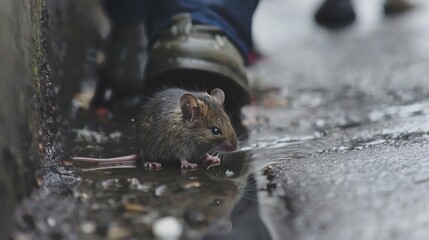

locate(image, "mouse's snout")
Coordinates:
220 140 237 152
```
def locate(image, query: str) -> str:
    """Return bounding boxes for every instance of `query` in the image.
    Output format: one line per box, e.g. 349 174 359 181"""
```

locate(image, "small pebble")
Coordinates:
152 217 183 240
81 221 96 234
80 192 90 199
47 217 56 227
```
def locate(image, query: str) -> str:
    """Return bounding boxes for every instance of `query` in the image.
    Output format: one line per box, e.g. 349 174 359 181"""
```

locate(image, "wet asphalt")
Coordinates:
12 0 429 239
248 0 429 239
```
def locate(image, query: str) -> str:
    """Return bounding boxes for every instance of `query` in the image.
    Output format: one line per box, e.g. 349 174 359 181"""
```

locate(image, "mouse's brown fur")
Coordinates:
136 88 238 168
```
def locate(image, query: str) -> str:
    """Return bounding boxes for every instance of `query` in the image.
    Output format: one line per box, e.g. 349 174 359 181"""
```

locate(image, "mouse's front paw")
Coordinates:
202 153 221 169
180 159 198 169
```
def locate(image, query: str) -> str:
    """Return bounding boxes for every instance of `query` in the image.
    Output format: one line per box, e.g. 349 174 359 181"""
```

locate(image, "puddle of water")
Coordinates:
50 105 267 239
67 151 269 239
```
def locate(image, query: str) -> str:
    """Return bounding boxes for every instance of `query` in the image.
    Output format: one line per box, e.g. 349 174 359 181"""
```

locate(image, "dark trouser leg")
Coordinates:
91 0 149 108
314 0 356 29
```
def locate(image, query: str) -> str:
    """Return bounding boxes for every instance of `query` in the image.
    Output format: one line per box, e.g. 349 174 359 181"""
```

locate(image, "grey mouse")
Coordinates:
72 88 238 169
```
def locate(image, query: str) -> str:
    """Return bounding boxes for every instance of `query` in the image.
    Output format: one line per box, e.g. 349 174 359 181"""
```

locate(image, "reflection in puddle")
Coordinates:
73 150 269 239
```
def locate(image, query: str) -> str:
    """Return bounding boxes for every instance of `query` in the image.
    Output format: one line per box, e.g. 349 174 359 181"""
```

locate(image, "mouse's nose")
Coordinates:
221 140 237 151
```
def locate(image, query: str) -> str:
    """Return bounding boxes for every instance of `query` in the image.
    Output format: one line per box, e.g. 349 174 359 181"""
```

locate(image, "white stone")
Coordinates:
152 216 183 240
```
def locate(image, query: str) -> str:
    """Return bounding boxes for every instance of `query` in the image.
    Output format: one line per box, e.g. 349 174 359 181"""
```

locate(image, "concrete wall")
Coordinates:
0 0 53 238
0 0 141 237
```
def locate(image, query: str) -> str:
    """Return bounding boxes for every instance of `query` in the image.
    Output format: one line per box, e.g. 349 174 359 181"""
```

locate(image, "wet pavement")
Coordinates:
247 0 429 239
12 0 429 239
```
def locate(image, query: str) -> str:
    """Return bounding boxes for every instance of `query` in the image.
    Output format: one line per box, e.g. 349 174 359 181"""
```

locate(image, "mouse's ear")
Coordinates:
180 93 200 122
210 88 225 104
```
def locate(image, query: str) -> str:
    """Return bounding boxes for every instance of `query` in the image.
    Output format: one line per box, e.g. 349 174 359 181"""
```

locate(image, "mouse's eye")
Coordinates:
212 198 223 206
211 126 221 135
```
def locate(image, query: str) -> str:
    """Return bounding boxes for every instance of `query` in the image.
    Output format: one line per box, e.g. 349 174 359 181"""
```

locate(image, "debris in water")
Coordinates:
155 185 167 196
130 178 151 192
106 225 131 239
181 181 201 189
123 203 146 213
36 177 44 187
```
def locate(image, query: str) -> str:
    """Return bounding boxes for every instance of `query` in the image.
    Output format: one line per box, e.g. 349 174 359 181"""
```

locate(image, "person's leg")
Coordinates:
314 0 356 29
91 0 149 108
